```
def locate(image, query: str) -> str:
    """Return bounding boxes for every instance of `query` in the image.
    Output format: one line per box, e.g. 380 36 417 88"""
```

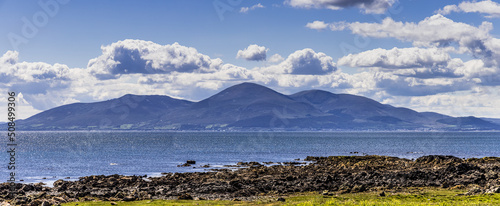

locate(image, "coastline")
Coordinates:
2 155 500 205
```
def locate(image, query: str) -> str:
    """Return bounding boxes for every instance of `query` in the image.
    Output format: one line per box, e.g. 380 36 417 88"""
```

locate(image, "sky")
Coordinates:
1 0 500 119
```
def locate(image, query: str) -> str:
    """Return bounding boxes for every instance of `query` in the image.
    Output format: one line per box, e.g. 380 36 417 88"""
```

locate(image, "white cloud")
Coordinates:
0 51 71 84
306 21 348 31
268 54 285 63
336 15 492 51
436 5 461 16
437 0 500 18
286 0 397 14
320 14 500 67
256 48 337 75
404 88 500 118
338 47 451 69
305 21 328 30
240 3 265 13
236 44 268 61
87 39 224 79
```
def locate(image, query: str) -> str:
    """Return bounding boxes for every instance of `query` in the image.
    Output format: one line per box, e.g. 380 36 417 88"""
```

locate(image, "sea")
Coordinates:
1 131 499 185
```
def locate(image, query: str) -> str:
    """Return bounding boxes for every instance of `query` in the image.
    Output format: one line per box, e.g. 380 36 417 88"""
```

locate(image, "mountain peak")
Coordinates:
225 82 275 92
206 82 287 102
289 89 338 105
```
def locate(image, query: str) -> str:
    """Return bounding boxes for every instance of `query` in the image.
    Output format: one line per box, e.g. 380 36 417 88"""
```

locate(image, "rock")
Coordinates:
53 196 67 203
416 155 462 164
33 192 47 199
465 187 483 195
20 184 34 192
450 184 466 190
282 162 305 165
0 202 10 206
177 193 193 200
232 198 241 201
352 184 367 193
115 192 125 199
123 196 136 201
41 201 51 206
108 197 120 201
110 202 117 205
30 199 43 206
186 160 196 164
14 189 26 196
178 163 192 167
277 197 286 202
485 187 500 194
237 162 262 167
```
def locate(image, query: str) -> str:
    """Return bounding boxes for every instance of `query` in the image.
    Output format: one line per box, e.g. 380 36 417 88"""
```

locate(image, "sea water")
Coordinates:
1 131 499 184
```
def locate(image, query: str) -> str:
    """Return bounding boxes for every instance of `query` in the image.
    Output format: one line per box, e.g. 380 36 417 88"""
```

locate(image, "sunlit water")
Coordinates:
0 131 499 184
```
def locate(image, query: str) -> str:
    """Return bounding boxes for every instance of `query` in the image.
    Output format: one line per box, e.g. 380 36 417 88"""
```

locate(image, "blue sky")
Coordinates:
2 0 500 119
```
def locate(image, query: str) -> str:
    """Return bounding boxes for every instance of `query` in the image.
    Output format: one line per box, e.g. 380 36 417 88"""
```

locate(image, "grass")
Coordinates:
61 187 500 206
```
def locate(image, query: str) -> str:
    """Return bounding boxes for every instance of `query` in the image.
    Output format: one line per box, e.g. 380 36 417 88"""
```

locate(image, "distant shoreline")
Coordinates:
2 155 500 205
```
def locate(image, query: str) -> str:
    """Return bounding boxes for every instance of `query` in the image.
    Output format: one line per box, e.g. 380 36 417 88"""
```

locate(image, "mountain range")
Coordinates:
18 82 500 131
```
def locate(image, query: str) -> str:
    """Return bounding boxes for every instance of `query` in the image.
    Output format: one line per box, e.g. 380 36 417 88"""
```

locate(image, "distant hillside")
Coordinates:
481 118 500 126
17 83 500 131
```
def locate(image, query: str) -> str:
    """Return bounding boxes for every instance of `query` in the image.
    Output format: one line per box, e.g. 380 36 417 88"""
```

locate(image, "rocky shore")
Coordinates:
2 155 500 205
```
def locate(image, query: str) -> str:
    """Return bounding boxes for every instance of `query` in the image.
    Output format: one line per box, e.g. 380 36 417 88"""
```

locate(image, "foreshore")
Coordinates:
2 155 500 205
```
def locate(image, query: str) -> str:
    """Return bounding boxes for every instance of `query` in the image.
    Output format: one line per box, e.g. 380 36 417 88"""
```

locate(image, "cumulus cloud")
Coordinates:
268 54 285 63
338 47 451 69
256 48 337 75
236 44 268 61
437 0 500 18
0 51 88 117
240 3 265 13
0 51 72 94
286 0 397 14
331 15 492 51
87 39 224 79
319 14 500 67
0 51 70 84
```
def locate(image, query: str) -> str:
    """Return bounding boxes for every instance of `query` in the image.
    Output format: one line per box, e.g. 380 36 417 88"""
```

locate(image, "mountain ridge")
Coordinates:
17 82 500 131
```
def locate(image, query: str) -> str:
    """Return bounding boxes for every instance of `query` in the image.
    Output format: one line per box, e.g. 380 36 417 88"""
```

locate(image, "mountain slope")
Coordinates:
289 90 452 128
17 83 500 131
20 94 193 130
